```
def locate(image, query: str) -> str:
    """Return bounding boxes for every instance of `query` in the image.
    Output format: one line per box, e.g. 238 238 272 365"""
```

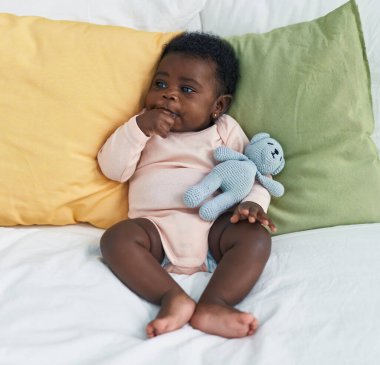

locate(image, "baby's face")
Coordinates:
144 52 221 133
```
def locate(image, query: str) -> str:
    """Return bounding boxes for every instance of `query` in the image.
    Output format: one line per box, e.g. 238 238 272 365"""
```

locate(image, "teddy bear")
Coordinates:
183 132 285 221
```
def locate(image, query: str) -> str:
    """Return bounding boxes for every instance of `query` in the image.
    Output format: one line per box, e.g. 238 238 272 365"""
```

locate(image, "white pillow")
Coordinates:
0 0 204 31
200 0 380 154
200 0 346 35
0 0 94 22
89 0 204 31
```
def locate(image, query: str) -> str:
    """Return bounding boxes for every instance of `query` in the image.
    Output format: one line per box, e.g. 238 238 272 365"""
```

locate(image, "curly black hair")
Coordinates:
160 32 240 96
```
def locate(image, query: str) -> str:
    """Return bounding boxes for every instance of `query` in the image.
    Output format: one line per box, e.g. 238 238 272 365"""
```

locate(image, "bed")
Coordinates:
1 1 380 364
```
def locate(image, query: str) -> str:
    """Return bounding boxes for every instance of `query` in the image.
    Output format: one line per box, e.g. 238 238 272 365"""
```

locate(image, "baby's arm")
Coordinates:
230 167 273 231
218 116 273 230
230 182 275 231
97 115 150 182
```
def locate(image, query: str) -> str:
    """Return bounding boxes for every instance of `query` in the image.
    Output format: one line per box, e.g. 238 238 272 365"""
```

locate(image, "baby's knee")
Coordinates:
100 218 163 262
235 223 272 256
100 220 141 253
100 220 128 257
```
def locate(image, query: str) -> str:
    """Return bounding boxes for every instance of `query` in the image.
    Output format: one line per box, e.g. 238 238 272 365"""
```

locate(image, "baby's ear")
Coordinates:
215 94 233 115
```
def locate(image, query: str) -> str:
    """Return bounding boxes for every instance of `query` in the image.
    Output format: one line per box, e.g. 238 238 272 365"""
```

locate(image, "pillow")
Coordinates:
0 0 204 31
226 0 380 235
0 13 179 228
201 0 380 157
201 0 347 36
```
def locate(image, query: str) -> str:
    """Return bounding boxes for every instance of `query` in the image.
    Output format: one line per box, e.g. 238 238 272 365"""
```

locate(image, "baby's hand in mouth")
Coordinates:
136 108 177 138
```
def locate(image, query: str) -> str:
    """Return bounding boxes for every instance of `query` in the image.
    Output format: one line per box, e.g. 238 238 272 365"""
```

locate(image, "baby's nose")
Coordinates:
162 91 178 101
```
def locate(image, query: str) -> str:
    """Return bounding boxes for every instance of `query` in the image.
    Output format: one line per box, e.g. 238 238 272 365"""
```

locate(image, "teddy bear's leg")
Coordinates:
183 172 222 208
199 191 238 221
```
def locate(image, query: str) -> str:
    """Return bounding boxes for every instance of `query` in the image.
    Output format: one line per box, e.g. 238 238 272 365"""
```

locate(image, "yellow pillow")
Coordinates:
0 13 179 228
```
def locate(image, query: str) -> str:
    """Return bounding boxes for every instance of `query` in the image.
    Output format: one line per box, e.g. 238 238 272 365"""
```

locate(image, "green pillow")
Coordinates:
227 0 380 235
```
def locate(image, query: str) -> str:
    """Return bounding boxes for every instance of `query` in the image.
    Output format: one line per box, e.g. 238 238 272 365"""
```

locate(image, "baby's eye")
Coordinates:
181 86 195 93
154 80 167 89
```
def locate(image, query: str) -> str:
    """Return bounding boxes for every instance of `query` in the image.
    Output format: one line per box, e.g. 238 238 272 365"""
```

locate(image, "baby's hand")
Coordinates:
136 109 176 138
230 201 277 232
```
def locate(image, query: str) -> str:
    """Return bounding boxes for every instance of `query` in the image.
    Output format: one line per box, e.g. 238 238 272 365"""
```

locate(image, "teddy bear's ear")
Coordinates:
250 132 270 144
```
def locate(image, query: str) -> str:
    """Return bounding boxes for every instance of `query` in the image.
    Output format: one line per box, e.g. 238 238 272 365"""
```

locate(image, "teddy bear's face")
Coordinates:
244 137 285 175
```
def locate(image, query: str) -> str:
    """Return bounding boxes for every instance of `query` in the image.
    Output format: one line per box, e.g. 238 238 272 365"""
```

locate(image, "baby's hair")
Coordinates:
161 32 240 97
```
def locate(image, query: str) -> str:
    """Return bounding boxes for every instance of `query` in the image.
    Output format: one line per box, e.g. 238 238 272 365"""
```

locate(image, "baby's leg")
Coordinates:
190 213 271 338
100 218 196 338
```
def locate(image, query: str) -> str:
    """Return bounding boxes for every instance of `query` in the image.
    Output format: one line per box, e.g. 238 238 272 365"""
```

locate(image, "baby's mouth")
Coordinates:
158 107 179 118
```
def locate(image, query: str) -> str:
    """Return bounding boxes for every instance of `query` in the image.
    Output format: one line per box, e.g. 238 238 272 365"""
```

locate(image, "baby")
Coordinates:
97 32 276 339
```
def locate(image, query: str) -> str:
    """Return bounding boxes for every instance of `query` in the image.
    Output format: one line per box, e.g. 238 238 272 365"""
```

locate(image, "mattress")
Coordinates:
1 223 380 365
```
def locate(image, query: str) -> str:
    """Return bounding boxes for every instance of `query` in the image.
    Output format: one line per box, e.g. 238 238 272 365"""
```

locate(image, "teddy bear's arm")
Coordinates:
256 173 285 197
214 146 248 162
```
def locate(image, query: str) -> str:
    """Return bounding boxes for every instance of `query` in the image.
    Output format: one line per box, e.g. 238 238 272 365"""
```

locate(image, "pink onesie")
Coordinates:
98 114 270 274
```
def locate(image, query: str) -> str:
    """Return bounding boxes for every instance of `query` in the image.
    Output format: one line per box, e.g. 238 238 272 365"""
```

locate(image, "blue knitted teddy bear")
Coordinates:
183 132 285 221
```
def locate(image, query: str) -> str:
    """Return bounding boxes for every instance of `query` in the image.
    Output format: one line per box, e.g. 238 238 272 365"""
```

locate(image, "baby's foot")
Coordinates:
146 291 196 338
190 301 259 338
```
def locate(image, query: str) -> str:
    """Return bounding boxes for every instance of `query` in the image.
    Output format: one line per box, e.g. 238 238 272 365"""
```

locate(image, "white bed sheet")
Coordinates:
1 223 380 365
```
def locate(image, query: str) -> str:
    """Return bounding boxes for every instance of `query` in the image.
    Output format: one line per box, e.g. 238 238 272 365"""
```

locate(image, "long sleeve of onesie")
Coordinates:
97 116 149 183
